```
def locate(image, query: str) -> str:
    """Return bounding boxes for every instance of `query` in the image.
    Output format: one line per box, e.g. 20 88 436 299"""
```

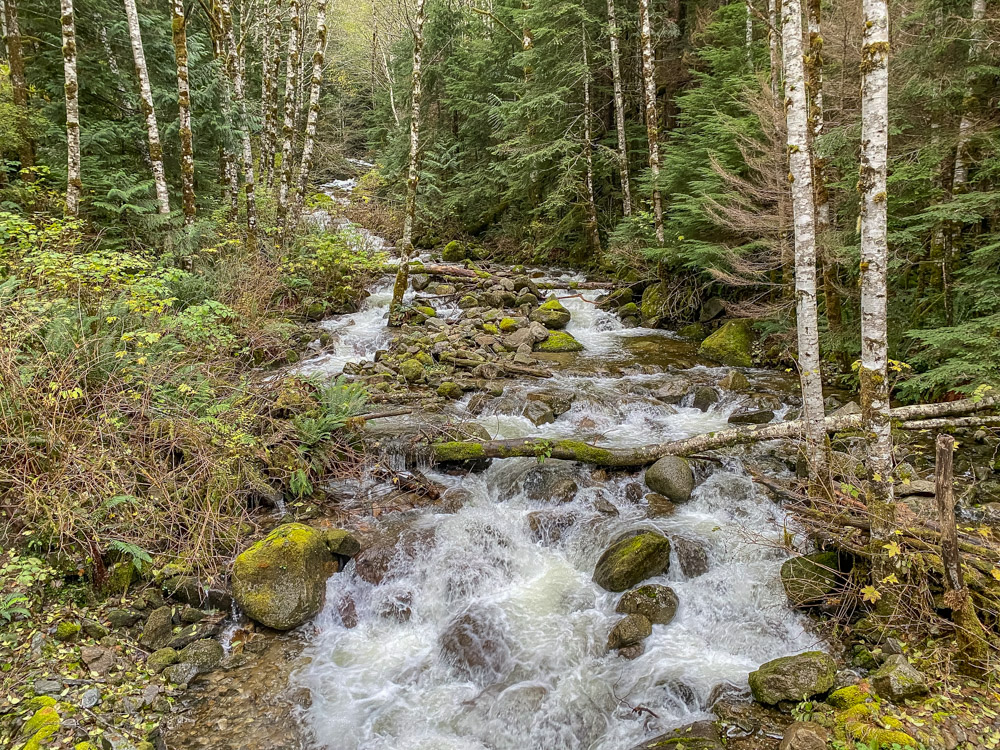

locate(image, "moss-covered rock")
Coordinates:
615 584 678 625
399 358 425 383
139 606 174 650
780 551 840 607
629 720 724 750
644 456 694 502
54 620 81 642
442 240 467 262
677 322 706 340
323 529 361 557
593 532 672 592
437 381 464 399
146 647 179 674
748 651 836 705
499 317 520 333
698 320 753 367
414 305 437 318
231 523 336 630
458 294 479 309
640 282 672 327
827 684 876 710
20 703 60 750
718 370 750 390
103 561 136 595
178 638 223 672
533 330 583 353
870 655 928 702
529 298 572 329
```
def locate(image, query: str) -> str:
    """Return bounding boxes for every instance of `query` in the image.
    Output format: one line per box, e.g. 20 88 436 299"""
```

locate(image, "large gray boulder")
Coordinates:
748 651 836 705
644 457 695 503
593 532 671 592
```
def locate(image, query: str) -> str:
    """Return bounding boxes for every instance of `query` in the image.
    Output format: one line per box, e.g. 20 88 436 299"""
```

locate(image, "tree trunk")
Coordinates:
61 0 81 216
291 0 329 224
261 0 283 189
953 0 986 193
745 0 754 58
638 0 664 244
606 0 631 216
582 25 600 258
390 0 427 324
123 0 170 215
859 0 893 539
432 396 1000 467
172 0 196 225
3 0 34 174
220 0 258 251
277 0 302 230
781 0 828 488
767 0 781 105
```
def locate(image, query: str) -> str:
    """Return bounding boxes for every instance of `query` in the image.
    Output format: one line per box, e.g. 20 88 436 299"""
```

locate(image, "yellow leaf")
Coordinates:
862 585 882 604
991 568 1000 581
881 573 900 585
883 541 902 558
873 472 882 482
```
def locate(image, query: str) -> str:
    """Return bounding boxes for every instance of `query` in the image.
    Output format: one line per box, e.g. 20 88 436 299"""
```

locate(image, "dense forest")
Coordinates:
3 0 1000 747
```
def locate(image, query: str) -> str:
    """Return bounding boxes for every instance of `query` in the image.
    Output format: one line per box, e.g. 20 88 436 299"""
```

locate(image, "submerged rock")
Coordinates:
593 532 672 592
690 385 719 412
522 399 555 426
439 607 512 684
522 461 579 502
615 584 678 625
699 320 753 367
673 537 709 578
748 651 836 705
728 407 774 425
644 456 694 503
231 523 336 630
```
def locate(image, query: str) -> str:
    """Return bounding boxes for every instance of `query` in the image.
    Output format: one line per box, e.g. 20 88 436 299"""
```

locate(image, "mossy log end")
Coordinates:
432 396 1000 467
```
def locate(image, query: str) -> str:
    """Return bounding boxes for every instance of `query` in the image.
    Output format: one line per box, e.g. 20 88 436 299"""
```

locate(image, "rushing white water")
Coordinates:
292 268 821 750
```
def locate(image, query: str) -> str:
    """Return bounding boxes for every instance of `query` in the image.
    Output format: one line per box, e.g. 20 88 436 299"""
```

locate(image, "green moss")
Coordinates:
54 621 81 642
499 317 519 332
534 330 583 352
414 305 437 318
698 320 753 367
483 322 499 334
437 381 464 400
22 705 60 748
840 703 878 723
828 684 876 709
555 440 617 464
442 240 466 262
434 441 486 462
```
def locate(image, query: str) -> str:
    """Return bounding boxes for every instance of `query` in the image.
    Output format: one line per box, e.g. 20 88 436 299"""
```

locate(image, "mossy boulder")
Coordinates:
399 358 425 383
644 456 694 502
146 647 179 674
178 638 223 672
870 655 928 702
414 305 437 318
640 282 672 327
748 651 836 705
458 294 479 309
103 561 136 595
442 240 467 262
323 529 361 558
231 523 336 630
827 684 876 710
54 621 81 642
529 298 572 329
437 381 464 400
677 322 706 341
698 320 753 367
615 584 678 625
499 317 520 333
780 552 840 607
593 532 672 592
533 330 583 353
20 703 60 750
139 606 175 650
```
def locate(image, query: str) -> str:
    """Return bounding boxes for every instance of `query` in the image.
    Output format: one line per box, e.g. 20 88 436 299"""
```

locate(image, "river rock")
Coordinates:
728 407 774 425
139 606 175 650
534 330 583 352
593 532 672 592
691 385 719 411
699 320 753 367
231 523 336 630
527 390 575 417
780 552 839 607
178 639 224 672
411 274 430 291
630 720 725 750
146 648 179 674
779 722 830 750
530 298 572 329
673 537 709 578
507 321 550 348
615 584 678 625
644 456 694 503
645 493 676 517
870 655 929 701
653 379 689 404
522 461 579 502
163 661 200 687
399 358 425 383
323 529 362 558
748 651 836 705
439 607 512 684
442 240 466 261
522 400 555 426
607 614 652 651
526 510 577 543
718 370 750 390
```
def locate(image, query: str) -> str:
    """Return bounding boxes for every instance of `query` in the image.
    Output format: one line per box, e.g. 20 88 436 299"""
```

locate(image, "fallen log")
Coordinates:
432 396 1000 466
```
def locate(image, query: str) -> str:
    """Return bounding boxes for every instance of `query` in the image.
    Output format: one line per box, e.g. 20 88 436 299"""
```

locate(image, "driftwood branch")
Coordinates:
432 396 1000 466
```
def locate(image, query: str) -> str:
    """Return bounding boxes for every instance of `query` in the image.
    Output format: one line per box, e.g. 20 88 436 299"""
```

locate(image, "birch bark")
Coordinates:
638 0 664 243
124 0 170 214
277 0 302 227
859 0 893 535
172 0 196 224
606 0 631 215
390 0 427 323
781 0 828 488
291 0 328 223
61 0 81 216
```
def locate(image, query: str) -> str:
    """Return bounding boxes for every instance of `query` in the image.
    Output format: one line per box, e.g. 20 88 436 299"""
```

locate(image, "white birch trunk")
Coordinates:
781 0 828 487
638 0 664 244
172 0 196 225
220 0 258 250
953 0 986 191
61 0 81 216
806 0 828 234
390 0 427 321
291 0 328 222
277 0 301 226
859 0 893 533
606 0 631 216
124 0 170 214
582 25 599 257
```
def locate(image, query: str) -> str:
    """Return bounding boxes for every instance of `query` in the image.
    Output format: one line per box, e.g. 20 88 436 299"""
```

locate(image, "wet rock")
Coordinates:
698 320 753 367
163 661 201 687
718 370 750 390
439 607 512 684
81 646 115 675
522 461 579 502
146 647 179 674
592 491 619 515
691 386 719 412
597 287 633 310
652 379 689 404
323 529 361 558
779 722 829 750
630 720 725 750
411 274 430 291
179 639 224 672
526 510 577 543
677 322 705 340
607 613 652 651
615 584 678 625
180 605 205 623
645 493 676 517
507 321 550 348
728 407 774 425
534 330 584 352
593 532 672 592
140 606 175 650
353 526 435 585
522 399 555 426
870 654 928 701
527 390 575 417
624 482 645 503
673 537 709 578
467 393 491 415
780 552 840 607
644 456 694 502
748 651 836 705
529 298 571 329
618 642 645 659
231 523 336 631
